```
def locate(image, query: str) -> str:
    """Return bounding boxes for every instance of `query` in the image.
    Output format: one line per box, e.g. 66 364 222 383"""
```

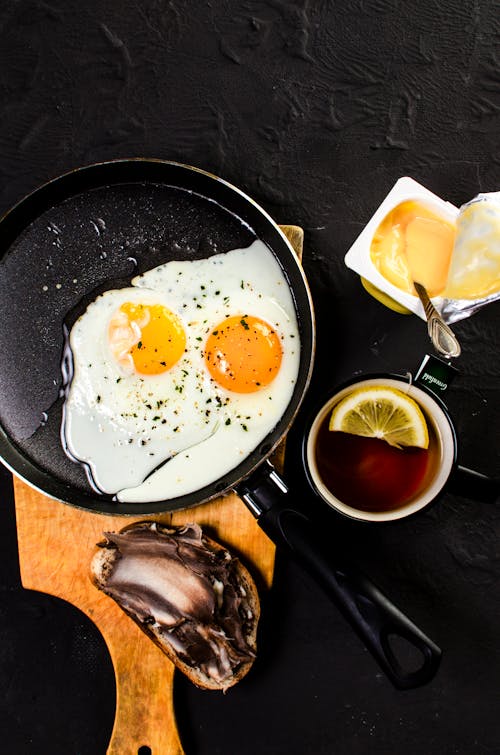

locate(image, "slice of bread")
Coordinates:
90 521 260 691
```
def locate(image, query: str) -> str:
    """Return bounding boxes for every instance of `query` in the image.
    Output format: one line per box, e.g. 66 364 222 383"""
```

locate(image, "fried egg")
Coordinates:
62 240 300 502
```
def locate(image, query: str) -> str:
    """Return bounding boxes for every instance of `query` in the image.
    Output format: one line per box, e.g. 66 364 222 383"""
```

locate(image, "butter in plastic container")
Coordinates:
344 177 458 322
345 177 500 324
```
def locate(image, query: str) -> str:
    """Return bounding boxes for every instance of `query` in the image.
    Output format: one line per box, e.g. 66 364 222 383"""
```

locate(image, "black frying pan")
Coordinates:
0 159 441 688
0 159 314 511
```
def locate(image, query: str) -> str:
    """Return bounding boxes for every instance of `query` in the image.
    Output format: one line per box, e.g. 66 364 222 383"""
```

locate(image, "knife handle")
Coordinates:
239 462 441 690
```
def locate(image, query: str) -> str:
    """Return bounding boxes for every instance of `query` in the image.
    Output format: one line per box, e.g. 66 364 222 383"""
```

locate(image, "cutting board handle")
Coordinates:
102 618 183 755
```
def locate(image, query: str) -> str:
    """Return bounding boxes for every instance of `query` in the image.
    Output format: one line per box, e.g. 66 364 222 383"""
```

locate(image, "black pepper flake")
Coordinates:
137 341 143 349
96 395 101 403
225 418 231 425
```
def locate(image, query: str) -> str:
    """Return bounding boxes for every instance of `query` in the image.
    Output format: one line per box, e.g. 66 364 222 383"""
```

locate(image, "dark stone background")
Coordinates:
0 1 499 753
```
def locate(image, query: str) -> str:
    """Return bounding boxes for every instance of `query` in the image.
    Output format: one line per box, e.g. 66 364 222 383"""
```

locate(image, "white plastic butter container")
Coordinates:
344 177 459 322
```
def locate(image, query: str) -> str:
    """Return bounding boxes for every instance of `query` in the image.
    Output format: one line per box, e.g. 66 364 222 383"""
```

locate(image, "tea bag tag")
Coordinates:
414 353 459 395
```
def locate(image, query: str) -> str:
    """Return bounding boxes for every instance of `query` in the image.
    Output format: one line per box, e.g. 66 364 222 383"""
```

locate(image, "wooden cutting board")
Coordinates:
13 225 304 755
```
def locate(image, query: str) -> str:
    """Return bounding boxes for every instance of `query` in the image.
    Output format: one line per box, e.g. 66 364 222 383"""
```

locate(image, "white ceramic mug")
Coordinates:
305 373 497 522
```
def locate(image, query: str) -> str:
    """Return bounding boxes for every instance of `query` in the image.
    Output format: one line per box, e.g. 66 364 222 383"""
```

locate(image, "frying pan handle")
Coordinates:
239 462 441 690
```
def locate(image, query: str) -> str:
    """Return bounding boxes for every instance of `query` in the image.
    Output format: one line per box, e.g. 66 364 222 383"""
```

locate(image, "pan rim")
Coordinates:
0 158 316 515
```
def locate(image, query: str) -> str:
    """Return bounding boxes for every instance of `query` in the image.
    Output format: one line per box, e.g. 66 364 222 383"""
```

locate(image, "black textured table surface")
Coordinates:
1 2 499 754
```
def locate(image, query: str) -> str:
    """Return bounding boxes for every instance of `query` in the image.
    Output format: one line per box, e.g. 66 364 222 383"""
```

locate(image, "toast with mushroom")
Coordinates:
90 521 260 691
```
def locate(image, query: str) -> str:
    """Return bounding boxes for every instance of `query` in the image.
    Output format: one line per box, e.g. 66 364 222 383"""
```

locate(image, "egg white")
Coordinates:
62 240 301 501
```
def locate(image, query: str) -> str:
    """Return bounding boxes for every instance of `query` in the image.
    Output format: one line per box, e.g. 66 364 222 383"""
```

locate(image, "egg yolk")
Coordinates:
204 315 282 393
108 302 186 375
370 200 456 298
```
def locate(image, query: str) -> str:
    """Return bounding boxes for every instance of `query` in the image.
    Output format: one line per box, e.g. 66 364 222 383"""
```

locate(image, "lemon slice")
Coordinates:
328 385 429 449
